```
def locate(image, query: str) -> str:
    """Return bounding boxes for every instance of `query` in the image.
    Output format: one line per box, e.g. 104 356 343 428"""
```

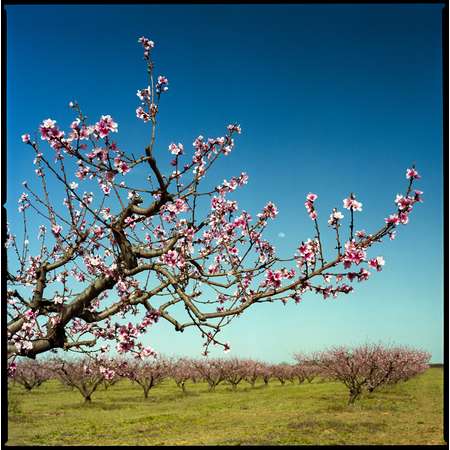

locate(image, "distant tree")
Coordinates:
365 347 430 392
271 363 295 386
10 359 51 391
242 359 265 387
169 358 196 393
126 357 168 399
55 357 111 403
193 359 226 392
222 358 247 391
260 363 272 386
309 344 430 404
293 354 319 384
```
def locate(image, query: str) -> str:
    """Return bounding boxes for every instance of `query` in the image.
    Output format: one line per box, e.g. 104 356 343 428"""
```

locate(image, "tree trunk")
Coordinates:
348 389 360 404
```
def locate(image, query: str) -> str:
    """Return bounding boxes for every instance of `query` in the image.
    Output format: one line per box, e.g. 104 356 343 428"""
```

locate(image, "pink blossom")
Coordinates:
92 226 104 239
114 157 130 175
343 240 366 269
160 250 185 269
156 76 169 94
137 86 151 101
21 134 31 143
328 209 344 227
51 224 62 236
95 115 118 138
395 194 414 211
264 269 283 288
385 214 400 225
136 107 151 122
304 194 319 220
124 216 137 230
138 36 155 51
368 256 385 272
358 268 371 281
100 183 111 195
139 346 157 358
75 164 90 180
227 124 241 134
343 195 363 212
338 284 353 294
18 193 30 212
298 239 318 263
169 142 184 156
406 167 420 179
39 119 63 141
258 201 278 220
398 211 409 224
414 190 424 203
8 361 17 377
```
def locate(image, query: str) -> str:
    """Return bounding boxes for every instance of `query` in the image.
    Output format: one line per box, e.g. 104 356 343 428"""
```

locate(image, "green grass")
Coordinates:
7 368 445 445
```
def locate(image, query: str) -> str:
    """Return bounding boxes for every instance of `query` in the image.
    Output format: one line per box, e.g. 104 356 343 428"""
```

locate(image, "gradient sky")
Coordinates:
5 4 444 362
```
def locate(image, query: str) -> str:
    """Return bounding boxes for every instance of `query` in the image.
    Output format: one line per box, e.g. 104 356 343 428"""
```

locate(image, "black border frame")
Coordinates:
1 1 448 447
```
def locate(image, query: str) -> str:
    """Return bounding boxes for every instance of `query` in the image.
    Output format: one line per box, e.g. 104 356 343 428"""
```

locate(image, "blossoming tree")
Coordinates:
9 359 51 391
307 344 430 404
6 36 423 368
55 357 113 403
170 357 197 393
125 356 169 399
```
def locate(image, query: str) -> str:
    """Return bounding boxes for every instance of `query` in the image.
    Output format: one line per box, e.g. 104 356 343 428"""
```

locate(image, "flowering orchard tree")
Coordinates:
192 359 227 392
271 363 296 385
260 364 273 386
169 357 196 393
9 359 51 391
55 357 112 403
293 354 319 384
221 357 247 390
308 344 430 404
364 346 430 392
126 357 169 399
241 359 265 387
6 36 423 367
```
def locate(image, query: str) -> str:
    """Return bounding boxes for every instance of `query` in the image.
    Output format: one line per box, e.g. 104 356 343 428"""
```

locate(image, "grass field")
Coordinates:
6 368 445 446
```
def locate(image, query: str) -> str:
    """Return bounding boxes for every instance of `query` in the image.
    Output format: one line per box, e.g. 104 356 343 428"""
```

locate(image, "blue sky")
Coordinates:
6 4 444 362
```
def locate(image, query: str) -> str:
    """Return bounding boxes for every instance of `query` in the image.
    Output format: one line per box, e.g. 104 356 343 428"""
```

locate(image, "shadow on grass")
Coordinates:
67 400 132 410
288 419 387 434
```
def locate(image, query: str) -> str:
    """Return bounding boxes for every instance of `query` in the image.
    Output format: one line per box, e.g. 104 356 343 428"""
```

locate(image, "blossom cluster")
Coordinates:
304 193 318 220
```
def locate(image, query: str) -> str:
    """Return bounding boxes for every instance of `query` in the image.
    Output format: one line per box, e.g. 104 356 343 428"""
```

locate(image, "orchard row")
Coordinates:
9 344 430 404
